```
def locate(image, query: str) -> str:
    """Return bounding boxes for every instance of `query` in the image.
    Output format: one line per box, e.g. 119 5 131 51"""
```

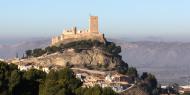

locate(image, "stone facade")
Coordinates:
89 16 98 33
51 16 105 45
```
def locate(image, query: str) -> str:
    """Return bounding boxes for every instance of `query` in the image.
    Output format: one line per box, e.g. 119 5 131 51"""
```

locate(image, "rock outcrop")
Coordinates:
14 47 127 71
121 86 148 95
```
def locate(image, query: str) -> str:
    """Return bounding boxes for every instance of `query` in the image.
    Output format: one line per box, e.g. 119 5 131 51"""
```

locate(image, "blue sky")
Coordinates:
0 0 190 41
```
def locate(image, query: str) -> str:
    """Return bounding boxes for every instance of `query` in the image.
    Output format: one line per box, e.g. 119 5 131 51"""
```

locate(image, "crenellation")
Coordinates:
51 16 106 45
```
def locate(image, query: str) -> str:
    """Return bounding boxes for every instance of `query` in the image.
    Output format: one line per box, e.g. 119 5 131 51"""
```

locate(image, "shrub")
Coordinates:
25 40 121 58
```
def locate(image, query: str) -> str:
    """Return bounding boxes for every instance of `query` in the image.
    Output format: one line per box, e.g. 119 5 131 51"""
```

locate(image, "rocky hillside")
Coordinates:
2 38 190 85
12 40 128 72
17 48 125 69
121 86 148 95
3 39 158 95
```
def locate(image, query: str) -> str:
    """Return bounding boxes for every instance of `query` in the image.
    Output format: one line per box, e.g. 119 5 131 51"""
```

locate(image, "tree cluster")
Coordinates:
104 42 121 56
0 61 117 95
117 66 159 95
0 61 46 95
25 40 121 58
75 85 117 95
139 72 159 95
25 46 61 57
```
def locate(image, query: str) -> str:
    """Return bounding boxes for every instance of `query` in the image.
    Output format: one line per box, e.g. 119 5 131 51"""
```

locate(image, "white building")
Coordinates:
105 74 112 82
42 67 50 73
18 64 33 71
76 73 84 82
105 74 131 83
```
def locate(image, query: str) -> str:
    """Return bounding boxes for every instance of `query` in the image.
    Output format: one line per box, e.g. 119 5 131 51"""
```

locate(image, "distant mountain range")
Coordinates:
117 41 190 85
0 38 50 59
0 38 190 85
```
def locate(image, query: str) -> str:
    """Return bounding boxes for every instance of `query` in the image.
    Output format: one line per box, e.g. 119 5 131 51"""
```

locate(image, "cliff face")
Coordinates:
16 48 126 70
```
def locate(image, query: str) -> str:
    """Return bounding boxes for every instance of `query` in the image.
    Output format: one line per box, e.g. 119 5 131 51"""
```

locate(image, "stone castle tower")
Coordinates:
89 16 98 33
51 16 105 45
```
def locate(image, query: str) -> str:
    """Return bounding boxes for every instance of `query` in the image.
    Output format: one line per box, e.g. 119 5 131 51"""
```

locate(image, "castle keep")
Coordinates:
51 16 106 45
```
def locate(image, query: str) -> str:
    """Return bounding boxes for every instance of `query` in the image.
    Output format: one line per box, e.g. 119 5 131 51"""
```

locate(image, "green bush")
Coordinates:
75 85 118 95
0 61 119 95
25 40 121 58
139 72 158 95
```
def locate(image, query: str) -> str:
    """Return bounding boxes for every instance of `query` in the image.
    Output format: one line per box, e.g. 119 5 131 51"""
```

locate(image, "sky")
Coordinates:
0 0 190 41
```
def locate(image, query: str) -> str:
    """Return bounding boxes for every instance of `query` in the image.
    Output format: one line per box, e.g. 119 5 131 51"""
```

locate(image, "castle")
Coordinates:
51 16 106 45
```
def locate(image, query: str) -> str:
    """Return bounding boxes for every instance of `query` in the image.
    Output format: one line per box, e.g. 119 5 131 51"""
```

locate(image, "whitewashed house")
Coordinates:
18 64 33 71
42 67 50 73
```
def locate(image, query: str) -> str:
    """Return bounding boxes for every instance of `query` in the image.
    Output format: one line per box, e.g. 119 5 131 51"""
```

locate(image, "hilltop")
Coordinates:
5 39 159 95
1 16 160 94
2 38 190 85
11 40 128 73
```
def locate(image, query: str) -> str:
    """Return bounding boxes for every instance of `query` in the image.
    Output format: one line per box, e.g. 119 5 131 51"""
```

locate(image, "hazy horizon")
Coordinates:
1 36 190 45
1 0 190 42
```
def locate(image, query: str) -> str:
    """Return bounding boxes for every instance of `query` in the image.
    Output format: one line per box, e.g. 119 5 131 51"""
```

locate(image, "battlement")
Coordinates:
51 16 106 45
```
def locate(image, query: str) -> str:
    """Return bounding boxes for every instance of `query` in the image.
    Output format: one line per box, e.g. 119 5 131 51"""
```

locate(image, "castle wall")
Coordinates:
51 16 105 46
51 33 105 45
52 36 60 45
63 30 75 35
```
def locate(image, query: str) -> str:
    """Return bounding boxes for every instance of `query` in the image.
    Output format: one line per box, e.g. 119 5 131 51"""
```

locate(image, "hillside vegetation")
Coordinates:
25 40 121 58
23 40 127 73
0 61 160 95
0 61 117 95
5 40 161 95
